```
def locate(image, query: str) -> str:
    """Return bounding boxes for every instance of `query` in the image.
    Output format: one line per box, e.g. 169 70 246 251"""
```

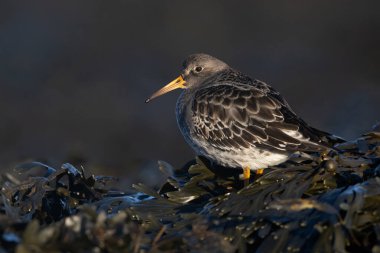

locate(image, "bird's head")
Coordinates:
145 53 229 103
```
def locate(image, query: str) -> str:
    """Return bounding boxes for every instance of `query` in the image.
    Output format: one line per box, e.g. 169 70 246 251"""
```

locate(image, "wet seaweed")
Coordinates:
1 127 380 252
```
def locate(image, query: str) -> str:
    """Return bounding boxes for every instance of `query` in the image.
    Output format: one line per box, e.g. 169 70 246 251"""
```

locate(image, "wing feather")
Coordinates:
191 83 328 153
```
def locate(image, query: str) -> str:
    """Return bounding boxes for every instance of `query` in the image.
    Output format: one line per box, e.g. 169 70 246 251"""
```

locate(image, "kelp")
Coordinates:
1 126 380 252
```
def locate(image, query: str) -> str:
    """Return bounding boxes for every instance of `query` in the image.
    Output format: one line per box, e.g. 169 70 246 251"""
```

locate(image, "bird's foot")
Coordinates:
240 167 265 186
256 168 264 175
239 166 251 186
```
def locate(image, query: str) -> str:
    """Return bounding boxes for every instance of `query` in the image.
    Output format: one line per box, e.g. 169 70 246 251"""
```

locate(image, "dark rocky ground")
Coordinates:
1 123 380 253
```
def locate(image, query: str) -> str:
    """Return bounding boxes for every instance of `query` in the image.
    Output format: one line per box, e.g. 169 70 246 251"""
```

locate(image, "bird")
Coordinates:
146 53 341 182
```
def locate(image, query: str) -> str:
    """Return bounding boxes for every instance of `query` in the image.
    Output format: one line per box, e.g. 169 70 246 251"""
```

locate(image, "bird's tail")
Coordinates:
308 126 346 148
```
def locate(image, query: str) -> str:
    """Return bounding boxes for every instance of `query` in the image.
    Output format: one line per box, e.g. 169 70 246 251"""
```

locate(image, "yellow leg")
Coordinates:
256 168 264 175
240 167 265 186
241 166 250 186
243 166 251 180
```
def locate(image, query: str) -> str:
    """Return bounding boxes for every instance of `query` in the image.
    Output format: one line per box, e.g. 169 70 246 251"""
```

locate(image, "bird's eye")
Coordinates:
194 66 203 73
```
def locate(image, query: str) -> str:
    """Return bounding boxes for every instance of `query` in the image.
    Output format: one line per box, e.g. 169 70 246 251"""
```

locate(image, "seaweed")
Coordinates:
1 127 380 252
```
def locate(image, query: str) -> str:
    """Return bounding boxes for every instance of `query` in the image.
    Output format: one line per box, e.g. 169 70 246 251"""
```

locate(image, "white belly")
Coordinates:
193 139 289 170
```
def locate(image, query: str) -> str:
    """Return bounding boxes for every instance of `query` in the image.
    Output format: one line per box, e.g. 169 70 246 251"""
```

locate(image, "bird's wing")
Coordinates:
191 84 328 153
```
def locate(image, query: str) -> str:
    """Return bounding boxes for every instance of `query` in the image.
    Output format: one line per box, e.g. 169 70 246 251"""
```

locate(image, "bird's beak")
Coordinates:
145 75 187 103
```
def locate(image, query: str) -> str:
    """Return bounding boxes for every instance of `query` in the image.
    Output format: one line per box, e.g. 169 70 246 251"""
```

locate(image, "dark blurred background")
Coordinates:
0 1 379 184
